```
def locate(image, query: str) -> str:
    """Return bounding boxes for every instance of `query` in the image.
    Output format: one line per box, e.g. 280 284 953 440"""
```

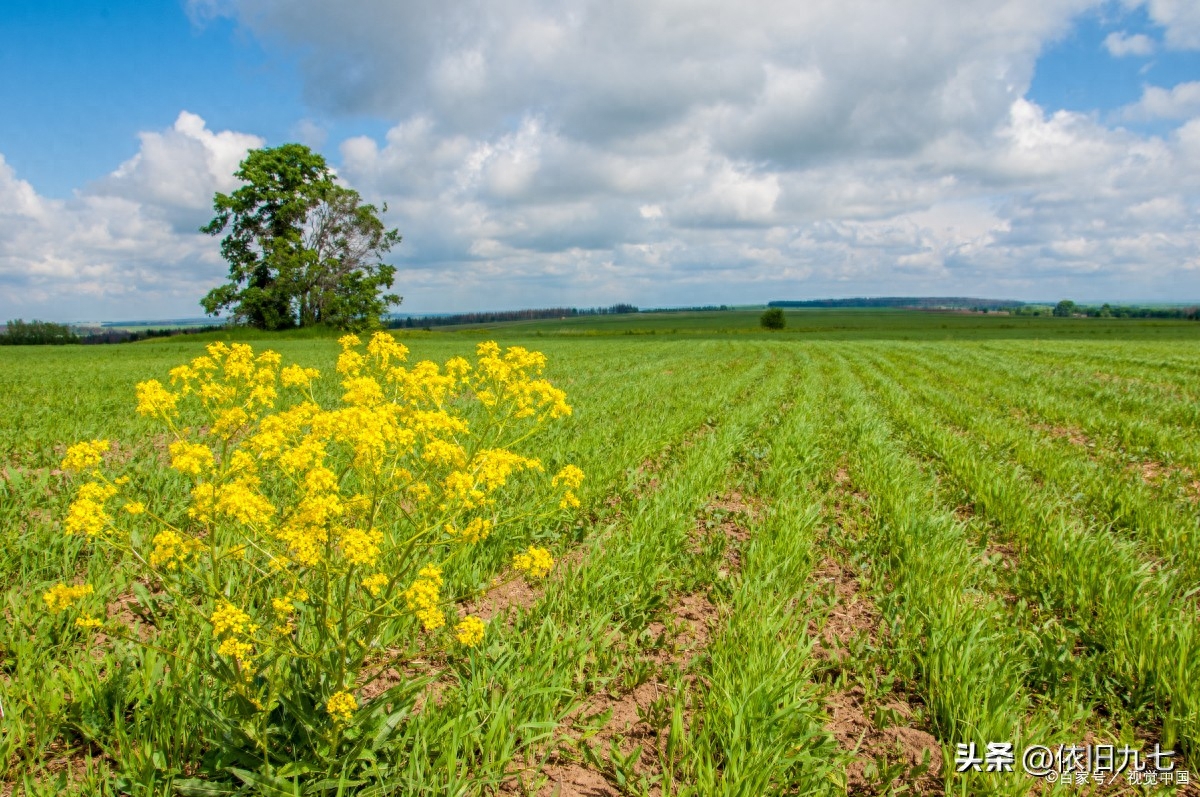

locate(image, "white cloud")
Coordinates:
0 114 262 321
1103 31 1157 56
9 0 1200 323
1124 0 1200 49
1119 81 1200 121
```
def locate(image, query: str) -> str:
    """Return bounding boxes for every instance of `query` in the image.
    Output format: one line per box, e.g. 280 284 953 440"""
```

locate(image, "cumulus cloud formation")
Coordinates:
200 0 1196 307
4 0 1200 322
0 114 262 320
1125 0 1200 49
1120 81 1200 120
1103 30 1156 56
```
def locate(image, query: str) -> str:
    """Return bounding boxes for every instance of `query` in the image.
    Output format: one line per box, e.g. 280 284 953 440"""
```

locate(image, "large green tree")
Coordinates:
201 144 402 331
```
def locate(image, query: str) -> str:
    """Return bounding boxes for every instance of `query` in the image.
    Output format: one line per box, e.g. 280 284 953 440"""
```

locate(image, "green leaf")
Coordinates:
229 768 303 797
173 778 238 796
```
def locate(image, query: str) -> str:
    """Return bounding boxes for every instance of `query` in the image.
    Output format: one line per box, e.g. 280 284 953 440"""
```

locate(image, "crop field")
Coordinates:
1 310 1199 796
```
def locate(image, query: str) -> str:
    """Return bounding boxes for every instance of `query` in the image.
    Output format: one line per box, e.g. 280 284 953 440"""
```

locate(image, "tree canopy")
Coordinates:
200 144 402 331
760 307 786 330
1053 299 1077 318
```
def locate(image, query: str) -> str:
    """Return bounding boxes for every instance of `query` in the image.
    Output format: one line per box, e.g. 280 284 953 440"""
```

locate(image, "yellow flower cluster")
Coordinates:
361 572 389 597
445 517 492 544
43 582 94 612
148 529 203 571
553 464 585 509
513 546 554 579
64 481 117 537
211 600 256 672
169 440 215 476
472 341 572 420
61 439 109 472
340 526 383 566
404 564 445 631
455 615 486 647
280 364 320 388
326 690 358 723
135 379 179 418
56 334 586 737
271 589 308 634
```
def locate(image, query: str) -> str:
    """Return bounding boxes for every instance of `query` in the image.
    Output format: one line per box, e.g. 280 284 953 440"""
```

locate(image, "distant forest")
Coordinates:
387 304 639 328
768 297 1198 319
769 297 1024 310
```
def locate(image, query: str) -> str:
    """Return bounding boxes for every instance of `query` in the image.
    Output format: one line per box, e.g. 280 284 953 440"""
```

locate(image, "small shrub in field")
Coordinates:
760 307 786 330
46 333 582 782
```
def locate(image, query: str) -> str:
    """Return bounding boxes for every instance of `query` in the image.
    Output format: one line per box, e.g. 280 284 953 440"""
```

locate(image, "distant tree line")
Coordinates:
769 297 1024 310
1015 301 1199 319
386 304 639 329
639 305 734 313
0 319 79 345
0 319 226 346
78 326 228 344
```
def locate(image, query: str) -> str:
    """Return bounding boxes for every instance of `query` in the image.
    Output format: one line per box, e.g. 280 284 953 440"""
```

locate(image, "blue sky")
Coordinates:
2 0 1199 320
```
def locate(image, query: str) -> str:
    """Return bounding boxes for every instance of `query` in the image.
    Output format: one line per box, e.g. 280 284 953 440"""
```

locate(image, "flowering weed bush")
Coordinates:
46 334 581 781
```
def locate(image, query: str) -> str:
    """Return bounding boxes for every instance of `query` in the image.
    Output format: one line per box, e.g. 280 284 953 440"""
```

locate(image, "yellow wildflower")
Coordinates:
552 464 585 490
473 449 542 491
64 481 117 537
446 517 492 544
341 376 384 407
404 565 445 631
444 356 471 382
211 406 250 439
123 501 146 515
135 379 178 417
168 440 214 476
217 636 255 670
361 573 389 597
61 439 109 472
211 601 252 638
199 381 236 405
148 530 202 570
43 583 94 612
75 615 103 629
280 364 320 387
326 690 357 723
340 527 383 566
423 439 467 468
337 349 364 377
366 331 408 368
455 616 486 647
513 546 554 579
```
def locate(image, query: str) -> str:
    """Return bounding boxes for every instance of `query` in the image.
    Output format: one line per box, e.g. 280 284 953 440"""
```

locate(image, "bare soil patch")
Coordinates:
818 467 943 796
502 490 752 795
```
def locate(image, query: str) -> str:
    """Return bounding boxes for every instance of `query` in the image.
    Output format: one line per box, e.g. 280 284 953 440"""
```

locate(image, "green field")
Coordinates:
2 310 1199 796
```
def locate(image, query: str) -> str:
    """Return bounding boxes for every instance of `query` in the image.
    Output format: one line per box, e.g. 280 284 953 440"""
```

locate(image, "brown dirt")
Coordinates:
810 558 880 660
1138 461 1166 484
501 489 752 796
688 491 760 574
814 556 942 795
468 575 543 623
1 739 109 797
819 468 943 796
1032 422 1094 450
984 540 1019 570
524 762 620 796
529 592 717 796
